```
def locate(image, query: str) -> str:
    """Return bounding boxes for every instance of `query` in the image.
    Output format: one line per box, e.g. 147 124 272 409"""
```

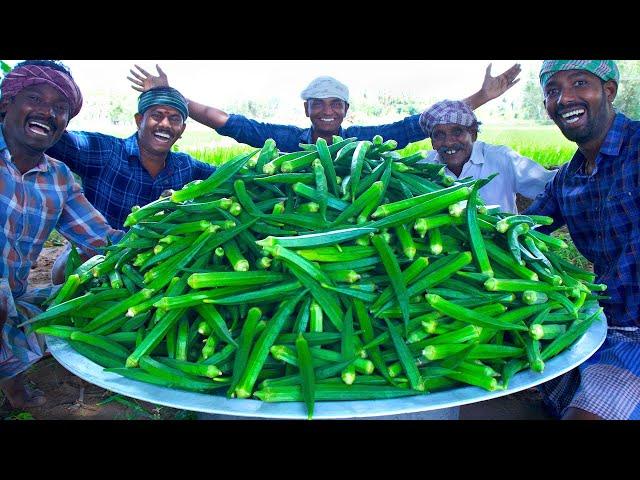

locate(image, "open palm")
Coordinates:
127 64 170 93
482 63 521 101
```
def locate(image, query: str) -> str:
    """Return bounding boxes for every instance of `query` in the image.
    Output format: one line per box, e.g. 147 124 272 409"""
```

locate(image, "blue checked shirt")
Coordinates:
216 113 426 152
46 132 216 230
526 113 640 328
0 127 122 305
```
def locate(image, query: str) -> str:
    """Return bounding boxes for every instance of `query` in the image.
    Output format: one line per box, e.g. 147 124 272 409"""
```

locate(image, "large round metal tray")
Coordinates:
46 311 607 419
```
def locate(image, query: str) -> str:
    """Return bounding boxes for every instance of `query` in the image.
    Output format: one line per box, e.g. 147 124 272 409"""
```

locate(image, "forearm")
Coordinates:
187 98 230 129
462 90 490 111
58 183 124 255
0 279 17 327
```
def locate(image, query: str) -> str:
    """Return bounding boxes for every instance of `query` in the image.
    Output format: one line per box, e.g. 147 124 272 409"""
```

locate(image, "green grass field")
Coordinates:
178 123 576 169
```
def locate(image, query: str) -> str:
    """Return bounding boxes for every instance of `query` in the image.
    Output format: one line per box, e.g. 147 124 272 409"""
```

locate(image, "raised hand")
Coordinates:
481 63 521 101
127 64 170 93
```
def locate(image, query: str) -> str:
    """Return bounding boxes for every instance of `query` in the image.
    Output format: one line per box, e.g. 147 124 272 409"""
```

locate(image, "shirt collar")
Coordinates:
468 141 485 165
0 124 50 172
599 112 627 157
566 112 628 175
301 126 347 145
125 132 142 158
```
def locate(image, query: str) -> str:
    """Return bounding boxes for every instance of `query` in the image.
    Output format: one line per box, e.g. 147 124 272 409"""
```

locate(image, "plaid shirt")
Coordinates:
47 131 216 229
526 113 640 328
216 113 426 153
0 127 122 303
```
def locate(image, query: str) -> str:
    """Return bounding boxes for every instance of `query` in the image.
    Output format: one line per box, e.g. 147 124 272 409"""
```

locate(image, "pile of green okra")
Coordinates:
24 135 605 419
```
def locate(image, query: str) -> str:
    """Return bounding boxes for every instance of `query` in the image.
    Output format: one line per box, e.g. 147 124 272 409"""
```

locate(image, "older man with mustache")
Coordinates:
418 99 557 213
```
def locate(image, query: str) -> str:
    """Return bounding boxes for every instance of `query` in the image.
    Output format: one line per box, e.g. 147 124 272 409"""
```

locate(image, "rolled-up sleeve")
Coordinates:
524 173 565 234
216 114 304 152
56 169 123 256
508 148 558 199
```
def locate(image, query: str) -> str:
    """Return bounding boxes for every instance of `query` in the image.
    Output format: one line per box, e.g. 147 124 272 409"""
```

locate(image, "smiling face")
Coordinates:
135 105 186 155
304 97 349 137
0 83 70 153
430 123 477 175
543 70 617 145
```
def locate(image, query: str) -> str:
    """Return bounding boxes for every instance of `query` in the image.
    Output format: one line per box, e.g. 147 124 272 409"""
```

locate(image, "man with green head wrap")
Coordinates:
46 84 218 283
525 60 640 420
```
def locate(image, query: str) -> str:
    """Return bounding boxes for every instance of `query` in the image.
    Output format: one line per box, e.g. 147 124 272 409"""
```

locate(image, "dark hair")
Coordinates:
13 60 73 76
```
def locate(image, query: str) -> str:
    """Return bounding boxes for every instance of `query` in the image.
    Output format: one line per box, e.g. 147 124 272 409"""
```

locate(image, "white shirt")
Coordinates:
421 141 557 213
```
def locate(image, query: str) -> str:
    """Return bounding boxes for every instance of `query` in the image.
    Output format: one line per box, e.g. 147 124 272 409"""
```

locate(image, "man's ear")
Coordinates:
344 102 350 115
543 99 553 120
134 112 143 130
303 101 310 118
604 80 618 104
0 97 11 116
471 130 478 142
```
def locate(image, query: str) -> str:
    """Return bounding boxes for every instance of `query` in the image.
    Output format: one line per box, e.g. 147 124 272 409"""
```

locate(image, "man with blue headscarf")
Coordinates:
525 60 640 420
45 79 217 283
47 84 216 232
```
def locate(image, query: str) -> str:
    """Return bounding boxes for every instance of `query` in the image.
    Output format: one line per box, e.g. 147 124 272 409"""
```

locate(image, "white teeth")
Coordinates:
561 109 585 119
29 121 51 134
155 132 171 139
445 150 457 155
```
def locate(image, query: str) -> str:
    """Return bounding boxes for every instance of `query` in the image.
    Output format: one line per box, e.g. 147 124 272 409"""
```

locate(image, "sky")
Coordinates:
3 60 545 129
6 59 542 105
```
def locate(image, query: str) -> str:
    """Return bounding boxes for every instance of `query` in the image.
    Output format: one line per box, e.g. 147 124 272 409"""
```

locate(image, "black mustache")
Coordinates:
557 102 588 115
438 145 465 155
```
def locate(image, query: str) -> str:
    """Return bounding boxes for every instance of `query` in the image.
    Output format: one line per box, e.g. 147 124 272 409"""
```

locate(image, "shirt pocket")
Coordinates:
27 181 64 248
603 186 640 237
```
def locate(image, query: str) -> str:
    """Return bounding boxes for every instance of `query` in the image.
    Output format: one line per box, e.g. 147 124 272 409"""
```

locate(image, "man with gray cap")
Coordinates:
524 60 640 420
418 99 556 213
128 63 522 153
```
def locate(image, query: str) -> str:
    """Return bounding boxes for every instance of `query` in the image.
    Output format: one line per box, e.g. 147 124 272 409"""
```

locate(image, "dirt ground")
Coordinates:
0 238 554 421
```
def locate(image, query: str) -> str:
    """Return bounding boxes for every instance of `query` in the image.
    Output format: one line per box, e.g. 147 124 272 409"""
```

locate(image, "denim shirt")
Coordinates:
216 113 426 152
47 131 216 229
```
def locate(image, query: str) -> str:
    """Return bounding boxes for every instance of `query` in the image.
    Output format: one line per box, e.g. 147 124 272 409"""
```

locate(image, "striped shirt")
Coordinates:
526 113 640 328
0 127 122 301
46 131 216 230
216 113 426 153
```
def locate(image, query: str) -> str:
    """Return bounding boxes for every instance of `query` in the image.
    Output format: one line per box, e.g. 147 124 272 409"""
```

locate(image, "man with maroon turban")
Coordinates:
0 60 122 408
